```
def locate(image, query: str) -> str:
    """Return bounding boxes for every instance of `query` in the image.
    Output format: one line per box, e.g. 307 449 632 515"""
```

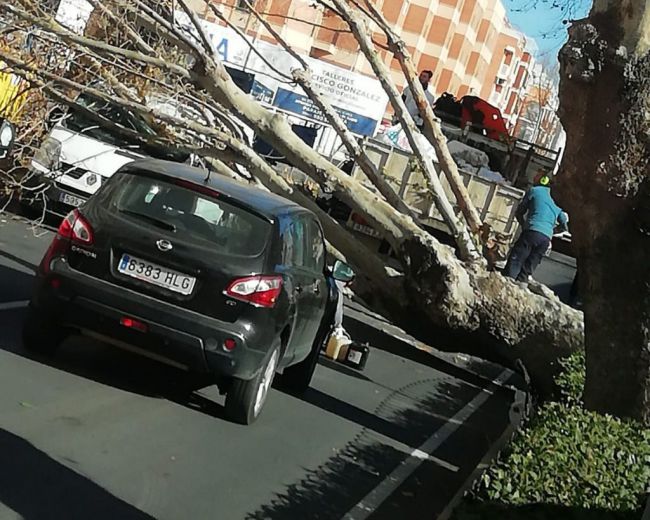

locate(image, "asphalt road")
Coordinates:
534 247 577 305
0 215 524 520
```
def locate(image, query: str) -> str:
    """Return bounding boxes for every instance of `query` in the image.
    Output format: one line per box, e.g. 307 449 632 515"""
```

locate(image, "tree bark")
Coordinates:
558 3 650 423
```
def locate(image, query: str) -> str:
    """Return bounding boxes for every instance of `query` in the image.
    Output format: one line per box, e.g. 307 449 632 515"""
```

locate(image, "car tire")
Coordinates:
22 307 65 355
224 342 280 425
280 328 329 394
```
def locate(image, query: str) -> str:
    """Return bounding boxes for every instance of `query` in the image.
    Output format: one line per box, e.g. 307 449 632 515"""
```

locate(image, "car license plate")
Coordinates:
59 192 86 208
118 254 196 295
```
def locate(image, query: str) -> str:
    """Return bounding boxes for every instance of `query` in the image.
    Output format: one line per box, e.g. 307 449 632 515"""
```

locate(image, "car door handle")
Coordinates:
295 285 303 294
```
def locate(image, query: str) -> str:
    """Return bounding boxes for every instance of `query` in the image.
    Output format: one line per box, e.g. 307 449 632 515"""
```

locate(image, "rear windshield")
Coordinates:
103 173 271 257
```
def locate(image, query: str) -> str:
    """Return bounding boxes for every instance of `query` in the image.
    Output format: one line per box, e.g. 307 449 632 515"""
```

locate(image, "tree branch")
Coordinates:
241 0 415 217
206 2 293 81
319 0 480 261
358 0 484 236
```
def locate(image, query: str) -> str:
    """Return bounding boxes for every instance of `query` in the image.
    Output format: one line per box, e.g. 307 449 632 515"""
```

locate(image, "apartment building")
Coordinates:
481 26 536 129
513 64 563 151
200 0 537 131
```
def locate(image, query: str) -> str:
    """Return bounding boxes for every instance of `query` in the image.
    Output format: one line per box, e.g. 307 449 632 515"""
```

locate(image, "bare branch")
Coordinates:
175 0 215 56
206 2 293 81
241 0 414 217
358 0 484 237
256 10 351 33
4 3 193 80
320 0 480 261
85 0 156 55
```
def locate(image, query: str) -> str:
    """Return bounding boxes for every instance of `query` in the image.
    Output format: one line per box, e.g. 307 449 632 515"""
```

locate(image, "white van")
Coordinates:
28 94 187 214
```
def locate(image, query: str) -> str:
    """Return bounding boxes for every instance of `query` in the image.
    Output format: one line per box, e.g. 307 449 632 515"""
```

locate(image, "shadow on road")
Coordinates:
0 262 36 303
247 379 514 520
245 439 406 520
0 261 225 420
0 428 154 520
316 356 373 383
344 312 522 392
22 333 227 419
0 248 38 274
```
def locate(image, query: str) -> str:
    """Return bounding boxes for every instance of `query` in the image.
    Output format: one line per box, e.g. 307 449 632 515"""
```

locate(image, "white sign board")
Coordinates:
176 13 388 135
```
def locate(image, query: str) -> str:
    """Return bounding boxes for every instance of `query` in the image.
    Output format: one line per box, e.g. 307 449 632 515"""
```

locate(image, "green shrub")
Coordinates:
464 351 650 514
555 351 586 404
476 402 649 511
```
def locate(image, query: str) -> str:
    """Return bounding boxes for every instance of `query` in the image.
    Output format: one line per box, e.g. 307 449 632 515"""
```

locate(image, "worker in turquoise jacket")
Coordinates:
504 173 568 282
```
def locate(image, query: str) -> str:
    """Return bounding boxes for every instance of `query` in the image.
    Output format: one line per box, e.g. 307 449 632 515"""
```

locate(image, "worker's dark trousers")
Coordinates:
503 230 550 282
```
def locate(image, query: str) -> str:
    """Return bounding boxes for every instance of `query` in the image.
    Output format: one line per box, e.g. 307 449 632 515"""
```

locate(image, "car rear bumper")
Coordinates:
31 258 270 380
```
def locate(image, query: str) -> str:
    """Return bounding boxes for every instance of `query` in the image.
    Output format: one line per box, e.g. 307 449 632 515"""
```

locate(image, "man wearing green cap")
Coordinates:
504 173 568 282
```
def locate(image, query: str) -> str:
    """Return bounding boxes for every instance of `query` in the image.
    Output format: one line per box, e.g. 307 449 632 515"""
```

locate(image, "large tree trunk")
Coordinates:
558 3 650 423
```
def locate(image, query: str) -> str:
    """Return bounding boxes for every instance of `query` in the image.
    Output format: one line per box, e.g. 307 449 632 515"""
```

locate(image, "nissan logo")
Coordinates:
156 239 173 252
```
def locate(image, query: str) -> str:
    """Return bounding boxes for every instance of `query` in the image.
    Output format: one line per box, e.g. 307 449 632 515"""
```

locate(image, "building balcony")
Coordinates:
311 35 339 57
496 63 511 80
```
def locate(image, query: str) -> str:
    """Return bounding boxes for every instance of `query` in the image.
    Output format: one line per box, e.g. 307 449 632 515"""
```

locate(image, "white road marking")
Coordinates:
0 300 29 311
343 369 512 520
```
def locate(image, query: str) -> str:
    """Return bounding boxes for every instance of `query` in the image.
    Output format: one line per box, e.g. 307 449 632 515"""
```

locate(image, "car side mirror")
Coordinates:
0 119 15 159
332 260 355 283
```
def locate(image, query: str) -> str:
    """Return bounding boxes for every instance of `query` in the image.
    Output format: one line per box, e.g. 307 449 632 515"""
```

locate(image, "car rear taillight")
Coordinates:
58 209 94 244
225 276 283 308
40 209 94 274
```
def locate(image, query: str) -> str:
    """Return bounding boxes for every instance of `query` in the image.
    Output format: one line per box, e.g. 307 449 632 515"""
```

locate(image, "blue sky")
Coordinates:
504 0 591 59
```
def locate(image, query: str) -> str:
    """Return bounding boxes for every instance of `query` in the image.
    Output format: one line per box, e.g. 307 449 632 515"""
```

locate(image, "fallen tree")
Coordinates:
0 0 584 398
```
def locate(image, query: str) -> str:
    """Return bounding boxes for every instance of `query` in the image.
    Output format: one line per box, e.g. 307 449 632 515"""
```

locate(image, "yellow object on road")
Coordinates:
324 326 352 361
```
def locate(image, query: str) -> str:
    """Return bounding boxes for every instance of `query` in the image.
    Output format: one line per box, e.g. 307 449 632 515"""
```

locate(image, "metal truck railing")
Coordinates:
345 137 525 251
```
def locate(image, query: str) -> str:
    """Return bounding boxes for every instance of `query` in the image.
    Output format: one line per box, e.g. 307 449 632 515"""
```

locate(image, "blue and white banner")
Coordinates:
273 88 379 136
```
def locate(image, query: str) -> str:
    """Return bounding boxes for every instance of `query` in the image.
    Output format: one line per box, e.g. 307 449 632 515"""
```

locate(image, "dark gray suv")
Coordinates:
24 159 354 424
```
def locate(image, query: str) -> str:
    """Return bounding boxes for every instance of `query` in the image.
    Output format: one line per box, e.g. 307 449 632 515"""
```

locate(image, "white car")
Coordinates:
27 94 192 215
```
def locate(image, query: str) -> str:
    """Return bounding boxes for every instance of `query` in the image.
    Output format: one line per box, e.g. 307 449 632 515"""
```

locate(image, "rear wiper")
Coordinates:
119 209 176 231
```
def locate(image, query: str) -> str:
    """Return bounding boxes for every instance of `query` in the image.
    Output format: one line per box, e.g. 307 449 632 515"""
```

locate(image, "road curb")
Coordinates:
342 302 531 519
342 302 526 390
437 386 530 520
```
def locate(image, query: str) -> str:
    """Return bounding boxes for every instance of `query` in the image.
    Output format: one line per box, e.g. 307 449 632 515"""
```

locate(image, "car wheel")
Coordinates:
280 329 328 394
22 307 65 355
225 343 280 425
